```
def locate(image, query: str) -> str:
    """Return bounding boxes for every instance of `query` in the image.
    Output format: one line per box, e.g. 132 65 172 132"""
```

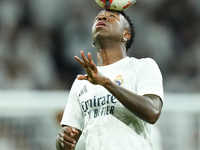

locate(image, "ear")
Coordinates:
123 30 131 41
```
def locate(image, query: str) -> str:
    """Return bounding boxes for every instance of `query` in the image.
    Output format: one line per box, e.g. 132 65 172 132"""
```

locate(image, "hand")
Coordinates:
58 126 79 150
74 51 109 86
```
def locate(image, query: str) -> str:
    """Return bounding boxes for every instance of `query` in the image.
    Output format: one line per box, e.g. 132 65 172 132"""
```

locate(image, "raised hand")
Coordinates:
74 51 109 86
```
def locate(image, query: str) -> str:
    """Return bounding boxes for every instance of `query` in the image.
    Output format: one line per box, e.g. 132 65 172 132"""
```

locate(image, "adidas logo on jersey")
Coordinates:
79 85 87 97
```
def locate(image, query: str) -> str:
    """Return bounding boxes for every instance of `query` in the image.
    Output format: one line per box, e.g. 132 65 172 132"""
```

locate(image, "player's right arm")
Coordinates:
56 125 82 150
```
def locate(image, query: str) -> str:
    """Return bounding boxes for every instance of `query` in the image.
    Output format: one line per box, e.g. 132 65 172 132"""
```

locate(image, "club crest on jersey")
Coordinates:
113 74 124 86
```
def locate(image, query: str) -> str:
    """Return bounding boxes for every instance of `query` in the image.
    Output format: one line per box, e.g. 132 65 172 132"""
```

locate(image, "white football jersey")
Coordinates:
61 57 164 150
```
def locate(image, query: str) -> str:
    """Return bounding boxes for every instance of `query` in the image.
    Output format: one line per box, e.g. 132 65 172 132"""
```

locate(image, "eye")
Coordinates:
109 15 116 18
94 17 99 21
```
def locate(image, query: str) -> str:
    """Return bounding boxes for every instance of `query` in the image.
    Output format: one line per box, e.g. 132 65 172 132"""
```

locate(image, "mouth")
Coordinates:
96 21 106 28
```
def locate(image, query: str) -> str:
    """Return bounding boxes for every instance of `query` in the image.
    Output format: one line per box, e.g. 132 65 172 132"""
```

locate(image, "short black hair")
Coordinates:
104 9 135 52
119 11 135 52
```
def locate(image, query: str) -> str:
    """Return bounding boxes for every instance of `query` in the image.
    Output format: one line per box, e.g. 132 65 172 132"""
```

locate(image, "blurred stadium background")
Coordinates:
0 0 200 150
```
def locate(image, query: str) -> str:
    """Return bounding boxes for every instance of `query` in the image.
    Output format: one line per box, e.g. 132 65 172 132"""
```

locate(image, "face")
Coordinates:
92 10 128 43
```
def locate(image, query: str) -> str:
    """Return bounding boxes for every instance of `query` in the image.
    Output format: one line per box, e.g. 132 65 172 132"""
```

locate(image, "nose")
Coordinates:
98 15 108 21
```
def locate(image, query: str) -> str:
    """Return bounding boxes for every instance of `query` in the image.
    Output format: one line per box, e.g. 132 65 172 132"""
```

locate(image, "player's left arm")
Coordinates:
74 51 163 124
102 82 163 124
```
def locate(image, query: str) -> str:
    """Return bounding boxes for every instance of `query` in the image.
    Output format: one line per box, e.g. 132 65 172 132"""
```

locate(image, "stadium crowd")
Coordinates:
0 0 199 92
0 0 200 150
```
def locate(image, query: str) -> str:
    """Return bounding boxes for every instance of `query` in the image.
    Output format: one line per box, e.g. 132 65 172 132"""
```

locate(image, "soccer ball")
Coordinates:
95 0 137 11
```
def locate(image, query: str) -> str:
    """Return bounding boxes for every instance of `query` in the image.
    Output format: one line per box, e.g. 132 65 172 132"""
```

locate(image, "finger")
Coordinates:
71 127 79 134
63 140 75 149
62 126 74 137
59 130 65 138
87 53 97 71
62 126 71 135
64 144 74 150
87 52 92 64
80 51 89 64
58 136 73 150
74 56 85 67
60 127 77 150
58 134 64 145
60 132 76 146
59 139 65 148
64 146 73 150
91 61 97 73
64 145 74 150
62 129 76 142
77 75 88 80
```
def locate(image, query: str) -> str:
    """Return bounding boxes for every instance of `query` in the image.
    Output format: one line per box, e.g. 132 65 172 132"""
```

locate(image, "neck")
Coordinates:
93 37 127 66
96 47 127 66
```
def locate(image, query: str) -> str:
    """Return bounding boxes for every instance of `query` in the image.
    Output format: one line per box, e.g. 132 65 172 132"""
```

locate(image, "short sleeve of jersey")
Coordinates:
60 79 84 131
136 58 164 101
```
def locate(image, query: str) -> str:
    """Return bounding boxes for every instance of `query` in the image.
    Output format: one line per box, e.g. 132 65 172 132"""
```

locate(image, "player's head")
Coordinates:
119 10 135 52
92 9 135 52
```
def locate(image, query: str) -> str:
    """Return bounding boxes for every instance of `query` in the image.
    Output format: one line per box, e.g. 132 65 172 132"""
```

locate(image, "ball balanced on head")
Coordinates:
95 0 137 11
